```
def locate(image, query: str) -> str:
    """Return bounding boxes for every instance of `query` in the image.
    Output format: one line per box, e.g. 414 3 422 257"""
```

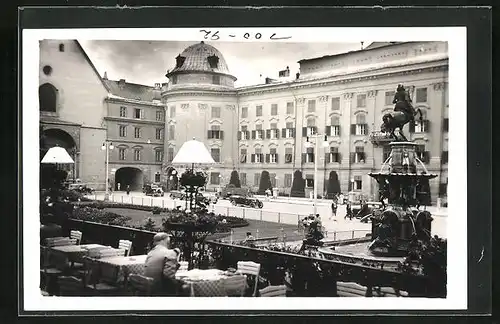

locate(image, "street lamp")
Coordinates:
101 141 114 200
306 134 329 215
218 174 223 194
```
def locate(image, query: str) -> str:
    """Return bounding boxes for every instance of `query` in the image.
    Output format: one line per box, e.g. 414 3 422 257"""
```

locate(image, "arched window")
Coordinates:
39 83 57 112
307 117 316 127
330 115 340 126
355 113 366 124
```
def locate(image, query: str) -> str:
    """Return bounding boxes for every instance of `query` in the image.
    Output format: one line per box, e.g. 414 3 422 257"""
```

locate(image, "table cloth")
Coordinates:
47 244 110 268
175 269 246 297
93 255 148 284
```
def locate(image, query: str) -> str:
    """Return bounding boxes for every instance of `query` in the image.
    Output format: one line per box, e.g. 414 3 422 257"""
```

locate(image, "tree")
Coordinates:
326 171 341 199
290 170 305 198
258 170 272 194
229 170 241 188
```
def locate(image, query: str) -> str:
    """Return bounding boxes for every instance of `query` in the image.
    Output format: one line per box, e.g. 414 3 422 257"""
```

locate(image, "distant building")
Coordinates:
39 40 448 202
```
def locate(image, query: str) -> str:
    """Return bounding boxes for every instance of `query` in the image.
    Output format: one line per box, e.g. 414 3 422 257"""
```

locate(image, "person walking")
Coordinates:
330 200 338 221
126 184 130 195
345 203 353 220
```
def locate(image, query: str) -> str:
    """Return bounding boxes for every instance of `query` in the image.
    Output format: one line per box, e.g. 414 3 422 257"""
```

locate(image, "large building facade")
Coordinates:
39 40 448 202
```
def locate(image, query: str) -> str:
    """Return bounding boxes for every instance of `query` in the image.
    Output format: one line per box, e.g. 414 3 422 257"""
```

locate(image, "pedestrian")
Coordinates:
117 182 121 191
126 185 130 195
345 203 353 220
330 200 337 220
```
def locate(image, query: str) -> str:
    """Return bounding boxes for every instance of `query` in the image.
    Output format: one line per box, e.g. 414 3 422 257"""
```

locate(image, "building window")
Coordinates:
208 125 223 140
416 145 430 164
327 116 340 136
156 110 164 121
305 175 314 188
134 149 142 161
211 148 220 162
254 173 260 187
241 107 248 118
270 173 277 187
385 91 395 106
240 173 247 186
39 83 57 112
252 148 263 163
286 102 294 115
134 127 141 138
271 104 278 116
43 65 53 76
119 125 127 137
253 124 264 140
155 172 161 183
256 105 263 117
284 174 292 188
351 114 367 135
305 147 315 163
239 125 249 140
168 125 175 140
443 118 449 132
120 106 127 117
212 75 221 85
134 108 143 119
167 147 174 162
441 151 448 164
351 146 366 163
118 148 126 160
304 118 317 136
328 147 341 163
269 123 279 139
285 122 295 138
240 148 247 163
59 43 65 52
269 148 278 163
156 128 164 140
331 97 340 111
169 106 176 118
208 55 219 68
357 94 367 107
285 147 293 164
307 100 316 112
416 87 428 103
155 150 163 162
354 175 362 190
211 106 221 118
171 75 178 85
210 172 220 185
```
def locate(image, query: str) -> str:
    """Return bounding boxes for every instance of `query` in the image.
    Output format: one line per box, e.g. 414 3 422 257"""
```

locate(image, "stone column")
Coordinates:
341 92 353 192
317 95 329 186
366 90 378 198
294 97 306 170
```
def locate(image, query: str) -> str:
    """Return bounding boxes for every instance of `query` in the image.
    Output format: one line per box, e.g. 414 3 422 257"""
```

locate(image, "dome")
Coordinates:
166 41 234 78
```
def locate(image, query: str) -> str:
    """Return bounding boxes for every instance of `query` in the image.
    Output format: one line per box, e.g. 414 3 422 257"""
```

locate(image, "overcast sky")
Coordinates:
78 40 367 87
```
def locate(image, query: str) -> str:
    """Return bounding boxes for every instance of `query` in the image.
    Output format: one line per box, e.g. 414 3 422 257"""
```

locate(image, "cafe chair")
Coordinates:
190 279 227 297
118 240 133 256
127 274 155 296
70 230 83 245
98 248 127 258
177 261 188 272
83 257 121 296
236 261 261 297
336 281 370 297
40 246 63 294
372 286 409 297
259 285 287 297
57 276 84 296
223 275 247 297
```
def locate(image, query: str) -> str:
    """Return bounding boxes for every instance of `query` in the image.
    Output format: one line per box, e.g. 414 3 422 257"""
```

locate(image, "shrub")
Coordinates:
229 170 241 188
290 170 305 198
143 217 157 231
152 207 162 215
258 171 272 195
72 206 131 227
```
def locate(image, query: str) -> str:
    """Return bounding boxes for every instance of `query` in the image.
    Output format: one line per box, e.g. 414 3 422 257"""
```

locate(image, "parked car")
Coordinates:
218 184 250 199
144 184 164 197
68 183 94 194
169 190 185 200
229 195 263 208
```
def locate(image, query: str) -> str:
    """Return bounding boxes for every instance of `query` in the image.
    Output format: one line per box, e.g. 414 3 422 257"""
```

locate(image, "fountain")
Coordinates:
318 84 437 268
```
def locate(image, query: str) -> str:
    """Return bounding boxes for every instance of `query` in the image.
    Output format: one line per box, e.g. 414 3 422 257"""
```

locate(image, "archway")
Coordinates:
39 83 57 112
115 167 144 191
40 128 77 188
165 166 179 191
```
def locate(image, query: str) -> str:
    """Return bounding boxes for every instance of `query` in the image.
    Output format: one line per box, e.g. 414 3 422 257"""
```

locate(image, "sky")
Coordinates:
78 40 368 87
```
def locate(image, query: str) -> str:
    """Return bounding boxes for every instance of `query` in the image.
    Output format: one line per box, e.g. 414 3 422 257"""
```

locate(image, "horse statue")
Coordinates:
381 84 423 142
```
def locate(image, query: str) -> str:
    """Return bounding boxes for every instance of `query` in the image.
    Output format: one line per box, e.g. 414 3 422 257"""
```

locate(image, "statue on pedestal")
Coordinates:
380 84 423 142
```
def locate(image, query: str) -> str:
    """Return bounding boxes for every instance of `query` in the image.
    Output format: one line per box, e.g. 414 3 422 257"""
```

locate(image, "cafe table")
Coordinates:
47 244 110 268
92 254 148 284
175 269 238 297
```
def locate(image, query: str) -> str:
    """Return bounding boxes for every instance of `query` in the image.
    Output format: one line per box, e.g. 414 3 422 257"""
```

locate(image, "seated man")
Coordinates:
144 232 181 295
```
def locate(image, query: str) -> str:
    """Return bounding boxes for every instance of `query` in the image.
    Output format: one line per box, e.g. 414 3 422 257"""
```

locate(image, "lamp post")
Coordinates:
306 134 329 215
101 141 114 201
218 174 223 194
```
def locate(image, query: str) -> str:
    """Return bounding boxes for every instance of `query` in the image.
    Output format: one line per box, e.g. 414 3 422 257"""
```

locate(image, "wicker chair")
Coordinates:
57 276 84 296
236 261 261 297
127 274 155 296
259 285 287 297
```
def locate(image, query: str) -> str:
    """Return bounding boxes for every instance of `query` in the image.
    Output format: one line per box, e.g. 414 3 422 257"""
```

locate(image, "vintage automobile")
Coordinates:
68 183 94 194
217 184 250 199
144 184 164 197
170 190 218 204
229 195 263 208
169 190 186 200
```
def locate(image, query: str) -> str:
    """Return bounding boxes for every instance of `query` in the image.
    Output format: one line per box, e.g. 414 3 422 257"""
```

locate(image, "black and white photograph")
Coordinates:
22 24 469 312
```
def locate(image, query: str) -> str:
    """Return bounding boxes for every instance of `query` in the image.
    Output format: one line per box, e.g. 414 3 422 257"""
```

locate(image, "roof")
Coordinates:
166 41 233 77
103 79 162 101
298 42 408 63
74 40 110 92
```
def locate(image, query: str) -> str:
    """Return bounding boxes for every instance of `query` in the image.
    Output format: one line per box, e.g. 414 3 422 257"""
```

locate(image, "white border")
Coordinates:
23 27 467 311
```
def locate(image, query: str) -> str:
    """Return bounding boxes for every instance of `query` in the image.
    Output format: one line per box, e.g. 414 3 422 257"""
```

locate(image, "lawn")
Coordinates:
105 208 303 242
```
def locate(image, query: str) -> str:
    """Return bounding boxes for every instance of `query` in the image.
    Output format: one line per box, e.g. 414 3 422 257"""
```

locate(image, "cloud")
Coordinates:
79 40 363 87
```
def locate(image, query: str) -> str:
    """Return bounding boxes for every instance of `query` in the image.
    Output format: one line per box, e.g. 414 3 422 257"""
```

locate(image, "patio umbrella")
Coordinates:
172 138 216 169
41 146 75 164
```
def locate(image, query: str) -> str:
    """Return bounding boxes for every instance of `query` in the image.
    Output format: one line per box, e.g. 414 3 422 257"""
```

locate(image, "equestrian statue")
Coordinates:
381 84 423 142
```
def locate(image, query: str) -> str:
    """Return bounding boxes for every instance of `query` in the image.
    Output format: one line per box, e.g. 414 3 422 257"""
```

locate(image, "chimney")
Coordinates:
103 71 108 80
278 66 290 78
295 72 300 80
154 83 161 89
118 79 126 88
265 77 271 84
